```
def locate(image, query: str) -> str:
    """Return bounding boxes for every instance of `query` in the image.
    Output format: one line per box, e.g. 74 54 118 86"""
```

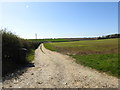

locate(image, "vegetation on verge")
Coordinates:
26 50 35 62
72 53 119 77
44 43 57 51
1 29 41 76
44 38 119 78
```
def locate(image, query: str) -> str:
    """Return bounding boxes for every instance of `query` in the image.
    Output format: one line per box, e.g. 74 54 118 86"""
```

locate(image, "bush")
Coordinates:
1 28 41 76
2 29 23 63
2 29 41 63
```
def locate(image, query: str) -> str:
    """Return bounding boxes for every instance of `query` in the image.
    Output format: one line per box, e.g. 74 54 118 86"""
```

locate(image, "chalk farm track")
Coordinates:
3 44 118 88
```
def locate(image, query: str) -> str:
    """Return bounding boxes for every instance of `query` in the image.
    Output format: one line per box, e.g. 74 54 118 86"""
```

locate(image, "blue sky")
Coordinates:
1 2 118 39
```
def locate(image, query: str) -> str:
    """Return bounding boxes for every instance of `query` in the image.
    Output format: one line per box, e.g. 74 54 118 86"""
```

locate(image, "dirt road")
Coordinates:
3 44 118 88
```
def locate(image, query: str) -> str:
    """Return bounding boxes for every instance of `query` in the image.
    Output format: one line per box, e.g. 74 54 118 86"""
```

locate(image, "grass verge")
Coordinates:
71 53 119 78
44 43 57 51
26 50 35 62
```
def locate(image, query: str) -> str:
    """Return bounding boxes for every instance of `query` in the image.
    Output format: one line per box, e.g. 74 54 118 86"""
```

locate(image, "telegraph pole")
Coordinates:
35 33 37 41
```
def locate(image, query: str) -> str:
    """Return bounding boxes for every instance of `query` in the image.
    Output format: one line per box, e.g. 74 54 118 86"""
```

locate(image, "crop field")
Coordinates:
44 38 119 77
28 38 70 42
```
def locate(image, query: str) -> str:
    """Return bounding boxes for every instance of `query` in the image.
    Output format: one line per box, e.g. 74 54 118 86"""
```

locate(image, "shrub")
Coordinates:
2 29 23 63
1 28 41 76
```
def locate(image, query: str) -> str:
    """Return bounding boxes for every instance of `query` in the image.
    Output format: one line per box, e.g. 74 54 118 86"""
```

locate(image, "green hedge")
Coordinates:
2 30 23 63
1 29 41 76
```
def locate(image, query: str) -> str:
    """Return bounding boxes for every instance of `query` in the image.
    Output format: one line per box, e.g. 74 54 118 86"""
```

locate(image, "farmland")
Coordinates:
44 38 119 77
28 38 70 42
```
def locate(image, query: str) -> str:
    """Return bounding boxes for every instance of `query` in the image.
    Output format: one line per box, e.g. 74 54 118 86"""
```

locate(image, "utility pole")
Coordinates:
35 33 37 41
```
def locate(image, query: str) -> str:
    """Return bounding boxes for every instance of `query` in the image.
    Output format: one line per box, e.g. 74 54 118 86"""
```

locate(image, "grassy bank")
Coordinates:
44 38 119 77
26 50 35 62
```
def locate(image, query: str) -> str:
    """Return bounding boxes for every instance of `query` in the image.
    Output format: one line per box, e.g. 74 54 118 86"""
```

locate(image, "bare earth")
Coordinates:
3 44 118 88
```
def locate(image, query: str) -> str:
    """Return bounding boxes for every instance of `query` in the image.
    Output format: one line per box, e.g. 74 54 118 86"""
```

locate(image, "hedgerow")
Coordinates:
1 28 41 76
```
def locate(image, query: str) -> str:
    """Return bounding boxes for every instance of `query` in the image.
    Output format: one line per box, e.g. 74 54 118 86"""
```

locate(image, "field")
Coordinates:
44 38 119 77
28 38 70 42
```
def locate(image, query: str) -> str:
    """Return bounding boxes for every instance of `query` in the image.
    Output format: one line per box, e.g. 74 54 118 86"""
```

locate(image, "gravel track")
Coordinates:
3 44 118 88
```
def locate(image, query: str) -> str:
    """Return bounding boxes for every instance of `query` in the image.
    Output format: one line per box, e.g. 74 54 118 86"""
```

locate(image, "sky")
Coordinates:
0 2 118 39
